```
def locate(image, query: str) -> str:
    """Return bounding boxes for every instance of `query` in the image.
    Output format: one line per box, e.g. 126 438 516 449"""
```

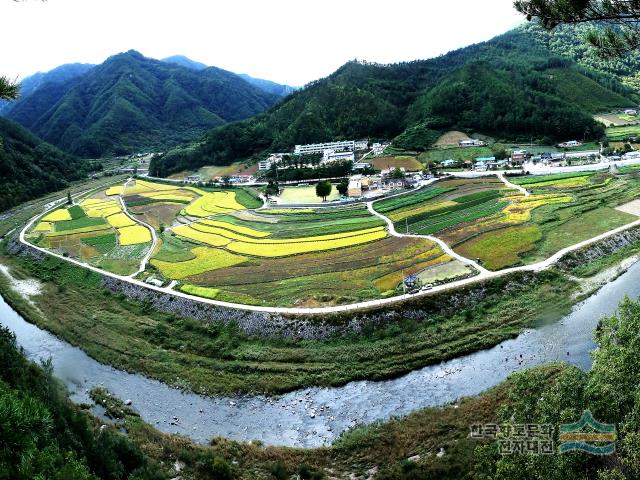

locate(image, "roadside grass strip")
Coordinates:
33 222 53 233
184 191 247 217
151 247 247 279
118 225 152 245
43 209 72 222
106 213 136 228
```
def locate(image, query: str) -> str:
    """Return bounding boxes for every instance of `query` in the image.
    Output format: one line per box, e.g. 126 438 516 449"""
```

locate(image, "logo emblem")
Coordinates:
559 410 616 455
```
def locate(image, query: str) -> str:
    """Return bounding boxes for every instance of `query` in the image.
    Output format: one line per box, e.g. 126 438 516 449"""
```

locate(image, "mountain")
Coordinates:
238 74 297 97
149 25 636 177
0 63 94 115
0 117 94 212
161 55 207 71
162 55 296 96
5 50 280 158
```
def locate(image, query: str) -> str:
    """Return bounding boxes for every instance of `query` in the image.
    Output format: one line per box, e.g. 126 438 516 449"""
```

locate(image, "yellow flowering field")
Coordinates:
151 247 246 279
503 194 572 223
141 192 194 203
226 228 387 257
172 225 232 247
199 219 270 238
179 284 221 299
33 221 53 232
184 191 246 217
106 213 136 228
106 186 124 196
123 180 176 195
43 209 72 222
118 225 152 245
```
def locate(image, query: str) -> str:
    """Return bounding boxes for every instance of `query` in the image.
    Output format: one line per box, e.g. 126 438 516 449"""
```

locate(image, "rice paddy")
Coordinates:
28 171 640 305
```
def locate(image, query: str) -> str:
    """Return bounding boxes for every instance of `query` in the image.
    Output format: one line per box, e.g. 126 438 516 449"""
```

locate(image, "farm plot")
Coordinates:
373 173 639 270
277 185 341 205
148 202 463 306
606 124 640 141
27 195 152 275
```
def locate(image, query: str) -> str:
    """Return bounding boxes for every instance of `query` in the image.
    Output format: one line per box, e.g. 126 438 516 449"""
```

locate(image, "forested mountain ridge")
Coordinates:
162 55 297 96
0 63 94 115
0 117 94 212
150 24 636 177
5 50 280 158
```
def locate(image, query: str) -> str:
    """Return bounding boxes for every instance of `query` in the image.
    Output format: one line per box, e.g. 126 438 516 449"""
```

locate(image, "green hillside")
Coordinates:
6 51 280 158
0 117 93 212
150 26 634 177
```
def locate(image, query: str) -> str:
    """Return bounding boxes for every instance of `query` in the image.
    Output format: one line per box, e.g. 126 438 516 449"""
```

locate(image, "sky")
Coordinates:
1 0 525 87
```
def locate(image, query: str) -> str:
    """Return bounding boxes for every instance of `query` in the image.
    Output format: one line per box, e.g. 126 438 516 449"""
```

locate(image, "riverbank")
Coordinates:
0 242 579 397
4 257 640 448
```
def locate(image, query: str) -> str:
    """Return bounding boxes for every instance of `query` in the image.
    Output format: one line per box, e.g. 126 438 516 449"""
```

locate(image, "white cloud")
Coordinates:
1 0 524 86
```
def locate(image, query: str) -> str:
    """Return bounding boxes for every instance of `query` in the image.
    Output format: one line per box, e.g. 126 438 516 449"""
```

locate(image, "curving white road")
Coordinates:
16 175 640 315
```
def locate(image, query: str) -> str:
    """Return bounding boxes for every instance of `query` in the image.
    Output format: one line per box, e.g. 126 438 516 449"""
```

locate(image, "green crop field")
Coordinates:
607 124 640 141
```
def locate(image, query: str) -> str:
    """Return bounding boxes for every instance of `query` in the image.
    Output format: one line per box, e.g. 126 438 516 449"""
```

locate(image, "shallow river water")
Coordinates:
2 263 640 448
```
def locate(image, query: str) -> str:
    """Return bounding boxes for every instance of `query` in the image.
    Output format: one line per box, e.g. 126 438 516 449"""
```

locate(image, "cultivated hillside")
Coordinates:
0 117 93 212
150 25 635 177
6 51 280 157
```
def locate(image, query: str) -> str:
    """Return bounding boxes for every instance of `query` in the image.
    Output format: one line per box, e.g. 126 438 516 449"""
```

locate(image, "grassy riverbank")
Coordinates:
0 243 577 396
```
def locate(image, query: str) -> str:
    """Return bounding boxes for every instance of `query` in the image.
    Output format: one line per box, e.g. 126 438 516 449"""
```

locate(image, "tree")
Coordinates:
315 181 332 201
337 179 349 196
514 0 640 57
0 76 19 100
264 181 279 199
66 191 72 205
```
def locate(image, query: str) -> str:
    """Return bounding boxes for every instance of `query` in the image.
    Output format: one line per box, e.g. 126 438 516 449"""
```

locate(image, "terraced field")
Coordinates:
27 197 153 275
151 203 463 306
374 173 640 270
29 172 640 306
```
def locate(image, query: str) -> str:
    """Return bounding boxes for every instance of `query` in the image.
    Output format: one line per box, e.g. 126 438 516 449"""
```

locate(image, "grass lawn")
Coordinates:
278 185 341 204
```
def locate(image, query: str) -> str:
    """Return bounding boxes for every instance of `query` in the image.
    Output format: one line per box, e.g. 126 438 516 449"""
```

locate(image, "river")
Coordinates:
2 263 640 448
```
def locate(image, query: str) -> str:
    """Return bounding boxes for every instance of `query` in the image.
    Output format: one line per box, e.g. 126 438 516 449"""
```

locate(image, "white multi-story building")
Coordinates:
295 140 355 155
354 139 369 151
258 153 285 171
322 151 355 164
372 142 389 156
